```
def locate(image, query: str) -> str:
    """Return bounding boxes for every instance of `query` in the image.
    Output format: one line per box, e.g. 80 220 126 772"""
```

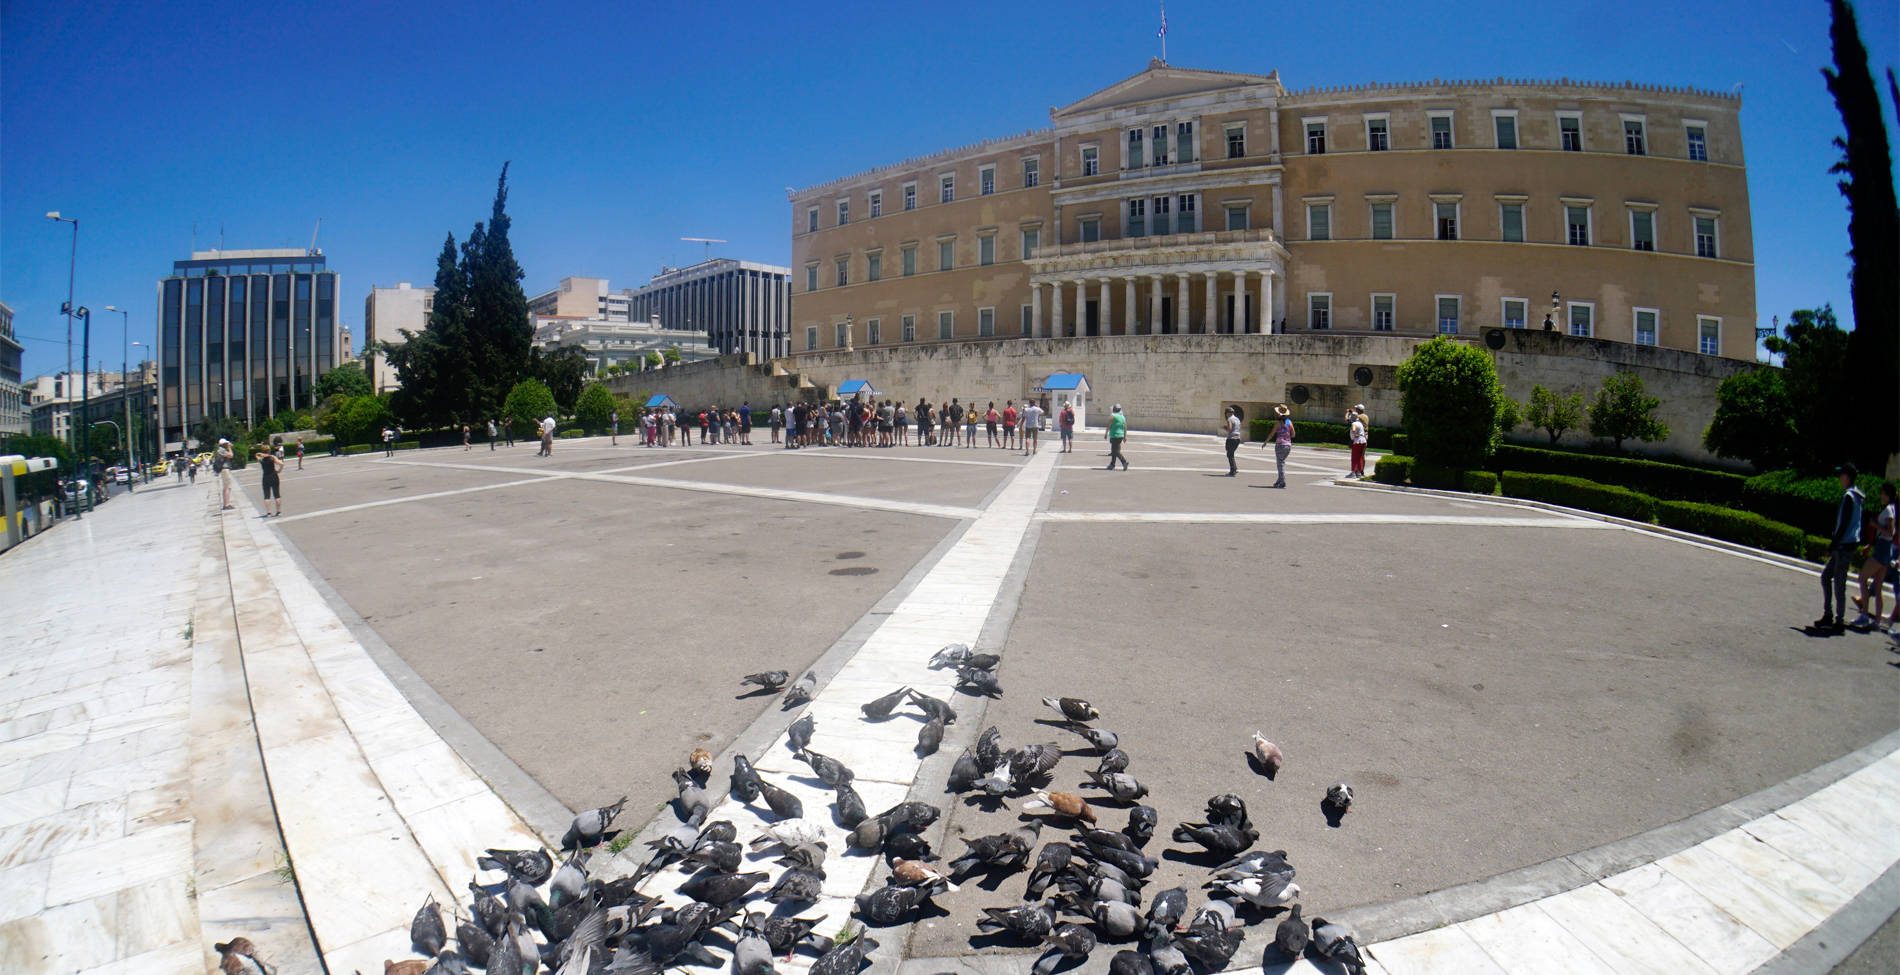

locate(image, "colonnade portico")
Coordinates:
1023 228 1289 338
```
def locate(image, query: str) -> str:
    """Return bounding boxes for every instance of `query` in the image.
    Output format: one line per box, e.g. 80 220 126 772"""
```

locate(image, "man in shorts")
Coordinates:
1021 400 1043 456
1002 401 1018 449
1059 402 1075 452
253 444 286 517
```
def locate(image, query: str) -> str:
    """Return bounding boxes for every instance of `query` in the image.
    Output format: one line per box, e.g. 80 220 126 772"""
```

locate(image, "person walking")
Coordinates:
1058 402 1075 453
382 426 395 458
215 438 235 509
487 418 499 451
253 444 286 517
540 414 557 457
1022 400 1043 456
295 438 306 470
1264 405 1295 488
1002 401 1018 449
461 423 471 450
1222 406 1244 476
1816 464 1864 633
1104 404 1129 470
610 409 620 446
1851 481 1896 631
1347 406 1368 479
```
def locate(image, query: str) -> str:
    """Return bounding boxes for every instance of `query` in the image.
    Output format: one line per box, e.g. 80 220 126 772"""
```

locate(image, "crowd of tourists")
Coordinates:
598 397 1083 457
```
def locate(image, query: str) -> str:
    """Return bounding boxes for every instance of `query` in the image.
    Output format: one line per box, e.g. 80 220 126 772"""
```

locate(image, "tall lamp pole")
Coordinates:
75 306 92 513
106 306 135 490
46 212 79 516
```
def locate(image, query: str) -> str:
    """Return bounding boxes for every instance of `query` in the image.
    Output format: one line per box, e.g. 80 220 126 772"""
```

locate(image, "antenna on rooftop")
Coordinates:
681 237 726 262
308 218 323 256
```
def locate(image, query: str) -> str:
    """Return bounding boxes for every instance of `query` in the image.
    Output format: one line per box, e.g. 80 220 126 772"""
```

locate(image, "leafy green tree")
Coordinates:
502 378 557 432
1496 396 1521 434
645 351 664 370
1824 0 1898 471
1522 385 1584 445
329 395 391 446
574 383 617 433
532 346 589 413
1704 368 1797 471
1587 371 1670 451
1395 335 1504 468
314 361 373 401
664 346 682 364
1767 306 1851 469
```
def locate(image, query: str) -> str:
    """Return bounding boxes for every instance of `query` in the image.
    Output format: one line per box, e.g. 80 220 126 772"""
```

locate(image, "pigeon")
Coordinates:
1084 770 1149 803
742 670 790 691
916 713 946 756
765 865 825 905
673 768 711 823
1123 806 1158 846
563 797 627 849
781 671 818 709
749 819 825 854
797 748 855 787
1061 724 1119 751
949 819 1041 876
687 747 714 779
906 689 959 725
786 712 815 752
885 830 935 862
732 913 776 975
890 858 957 890
1205 794 1252 831
835 780 868 828
1076 828 1139 855
1023 789 1097 824
478 849 553 886
411 894 446 956
860 686 911 721
683 840 743 873
1024 842 1073 899
455 916 493 968
1147 932 1192 975
927 643 970 669
956 665 1003 698
1212 849 1295 885
678 870 769 906
214 938 271 975
879 801 942 829
1097 748 1131 775
1109 950 1157 975
484 918 523 975
975 726 1004 769
426 949 469 975
855 882 938 924
507 880 556 942
847 814 892 850
386 959 429 975
1042 697 1099 722
974 760 1015 797
1033 923 1097 975
1068 896 1141 938
1250 733 1284 777
469 877 506 936
1171 821 1258 858
977 900 1057 941
757 914 823 959
757 779 804 820
1010 743 1063 785
1310 916 1367 974
1208 874 1301 908
1273 904 1310 959
947 749 982 792
1144 887 1189 937
549 853 588 906
1326 783 1355 814
731 755 764 802
963 652 1002 671
809 928 877 975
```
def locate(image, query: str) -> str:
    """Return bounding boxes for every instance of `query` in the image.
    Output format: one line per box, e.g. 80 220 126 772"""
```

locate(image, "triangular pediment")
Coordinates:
1052 61 1281 119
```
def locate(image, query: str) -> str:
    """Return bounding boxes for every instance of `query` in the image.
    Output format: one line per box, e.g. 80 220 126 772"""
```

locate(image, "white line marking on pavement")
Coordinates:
271 476 557 523
777 449 1026 469
1039 511 1617 526
1057 464 1341 474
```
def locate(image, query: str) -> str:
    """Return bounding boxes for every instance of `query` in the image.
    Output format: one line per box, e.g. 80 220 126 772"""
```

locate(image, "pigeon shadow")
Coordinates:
1321 800 1348 829
734 687 779 700
962 794 1012 812
779 698 811 712
1032 718 1080 730
1257 951 1309 975
1299 950 1362 975
1032 946 1089 974
969 867 1021 893
1244 752 1279 780
1161 847 1235 867
966 930 1034 951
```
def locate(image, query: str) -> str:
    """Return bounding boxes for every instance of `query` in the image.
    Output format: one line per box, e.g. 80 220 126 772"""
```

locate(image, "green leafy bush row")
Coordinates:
1489 445 1746 505
1410 463 1464 490
1500 471 1658 522
1740 470 1887 536
340 441 419 456
557 429 588 439
1462 470 1500 495
1654 500 1807 557
1371 455 1412 484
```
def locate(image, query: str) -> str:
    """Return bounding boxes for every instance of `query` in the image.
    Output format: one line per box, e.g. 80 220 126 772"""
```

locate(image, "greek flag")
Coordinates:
1158 5 1167 37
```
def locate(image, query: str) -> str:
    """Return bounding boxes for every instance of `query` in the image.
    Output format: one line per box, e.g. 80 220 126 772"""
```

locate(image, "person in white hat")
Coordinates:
214 438 236 510
1261 405 1295 487
1347 406 1368 478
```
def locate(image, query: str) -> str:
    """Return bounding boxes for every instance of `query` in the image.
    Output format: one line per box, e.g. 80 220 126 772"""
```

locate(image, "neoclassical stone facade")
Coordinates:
789 62 1754 359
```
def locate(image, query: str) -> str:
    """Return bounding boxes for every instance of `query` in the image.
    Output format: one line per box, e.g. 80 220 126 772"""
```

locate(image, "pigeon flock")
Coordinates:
369 644 1369 975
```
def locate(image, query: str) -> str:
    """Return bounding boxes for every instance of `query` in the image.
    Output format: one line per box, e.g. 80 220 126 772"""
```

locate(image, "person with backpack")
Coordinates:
1263 405 1296 488
1058 402 1075 453
1816 464 1864 633
214 439 235 509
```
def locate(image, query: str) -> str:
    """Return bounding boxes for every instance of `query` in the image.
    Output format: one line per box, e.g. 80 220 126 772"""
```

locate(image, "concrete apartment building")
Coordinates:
532 317 716 373
363 282 435 393
622 260 793 360
0 300 23 434
527 276 634 322
789 62 1753 359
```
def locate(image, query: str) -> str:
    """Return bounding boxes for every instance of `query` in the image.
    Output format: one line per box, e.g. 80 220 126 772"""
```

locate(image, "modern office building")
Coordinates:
789 62 1754 358
363 282 435 394
157 249 340 451
532 315 716 373
623 259 792 360
0 301 23 434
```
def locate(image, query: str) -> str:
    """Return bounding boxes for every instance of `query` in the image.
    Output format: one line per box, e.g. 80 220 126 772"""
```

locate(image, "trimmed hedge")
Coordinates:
1411 463 1464 490
300 438 335 454
340 441 420 455
1391 433 1409 456
1462 470 1500 495
557 429 588 439
1805 535 1832 563
1740 470 1886 536
1501 471 1658 522
1489 444 1746 505
1371 455 1412 484
1249 418 1396 448
1654 500 1806 557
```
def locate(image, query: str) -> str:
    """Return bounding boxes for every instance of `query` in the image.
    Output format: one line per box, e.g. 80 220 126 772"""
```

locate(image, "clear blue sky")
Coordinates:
4 0 1894 378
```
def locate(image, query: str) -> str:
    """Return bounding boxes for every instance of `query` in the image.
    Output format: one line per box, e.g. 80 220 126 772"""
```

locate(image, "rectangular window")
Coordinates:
901 314 916 342
837 199 849 225
939 174 954 203
902 246 916 276
980 165 995 196
867 318 881 345
1371 202 1394 239
1503 297 1528 329
1430 113 1454 149
1436 202 1458 241
903 183 916 210
835 322 850 348
1631 210 1655 251
1698 316 1721 355
1127 198 1146 237
1559 113 1583 151
1307 203 1331 241
1226 205 1249 231
1020 305 1033 335
1151 196 1171 236
1372 293 1395 331
869 190 882 217
1623 118 1647 155
1127 129 1144 169
1501 202 1525 242
1686 124 1708 162
1176 121 1195 164
1082 145 1099 176
806 325 818 350
938 239 954 270
805 265 819 292
1021 227 1039 259
1494 114 1518 149
1080 217 1100 242
937 310 954 340
835 257 848 287
1437 295 1461 334
1568 302 1594 337
1177 194 1197 233
1366 116 1390 151
1308 293 1332 330
1151 124 1170 165
1306 121 1326 154
1695 216 1718 258
1022 157 1039 188
1566 205 1592 246
1634 308 1658 346
1226 125 1245 158
978 235 995 266
978 307 995 337
867 252 882 281
807 207 818 232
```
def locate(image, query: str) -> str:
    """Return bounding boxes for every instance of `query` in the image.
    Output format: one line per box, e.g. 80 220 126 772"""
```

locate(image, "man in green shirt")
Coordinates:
1104 405 1129 471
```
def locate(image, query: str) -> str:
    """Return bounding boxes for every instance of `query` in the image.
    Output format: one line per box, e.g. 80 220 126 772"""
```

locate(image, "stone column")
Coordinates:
1097 279 1111 337
1030 282 1043 338
1051 280 1065 340
1261 270 1276 334
1147 274 1162 334
1123 277 1136 336
1175 272 1190 334
1204 271 1219 333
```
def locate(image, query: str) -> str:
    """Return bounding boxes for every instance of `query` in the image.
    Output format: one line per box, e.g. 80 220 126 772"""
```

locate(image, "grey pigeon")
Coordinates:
946 749 981 792
732 913 775 975
915 713 945 756
1062 725 1119 750
797 748 855 787
975 725 1004 769
1273 903 1310 959
469 876 506 936
1171 820 1257 858
885 831 934 862
673 768 710 823
860 686 911 721
1123 805 1158 846
1024 842 1072 899
1033 923 1096 975
854 883 937 924
549 853 588 906
1144 887 1188 937
927 643 970 669
956 665 1003 697
1010 743 1063 786
1097 748 1131 775
562 796 626 849
948 819 1040 876
834 780 868 828
786 712 815 753
976 901 1056 941
742 670 790 691
1042 697 1099 722
757 914 824 959
809 929 877 975
963 652 1002 671
478 849 553 886
426 948 470 975
1084 770 1149 803
878 801 941 829
757 779 804 820
1310 916 1367 974
906 689 958 725
781 670 817 709
683 840 743 873
1148 932 1192 975
731 755 763 802
412 893 446 956
1205 794 1252 830
455 916 493 967
1108 949 1156 975
1071 897 1141 938
677 870 769 906
765 865 825 905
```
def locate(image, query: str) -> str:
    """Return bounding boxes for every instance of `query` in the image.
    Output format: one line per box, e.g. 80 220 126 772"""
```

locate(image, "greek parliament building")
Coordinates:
621 259 792 360
789 62 1753 359
157 249 340 450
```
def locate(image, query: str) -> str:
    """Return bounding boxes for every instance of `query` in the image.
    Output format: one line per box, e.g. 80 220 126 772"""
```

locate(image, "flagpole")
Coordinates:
1160 1 1167 61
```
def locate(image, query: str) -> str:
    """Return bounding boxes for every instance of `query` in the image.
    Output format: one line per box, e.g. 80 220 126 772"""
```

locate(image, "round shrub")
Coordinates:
1396 335 1503 469
1371 455 1413 484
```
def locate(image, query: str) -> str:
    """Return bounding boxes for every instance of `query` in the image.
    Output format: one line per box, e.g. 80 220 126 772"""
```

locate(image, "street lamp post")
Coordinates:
106 306 136 490
46 211 80 517
76 306 92 513
1542 290 1560 332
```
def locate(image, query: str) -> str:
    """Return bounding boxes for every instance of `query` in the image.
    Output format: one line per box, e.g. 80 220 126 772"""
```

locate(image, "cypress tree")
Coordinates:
466 163 532 419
